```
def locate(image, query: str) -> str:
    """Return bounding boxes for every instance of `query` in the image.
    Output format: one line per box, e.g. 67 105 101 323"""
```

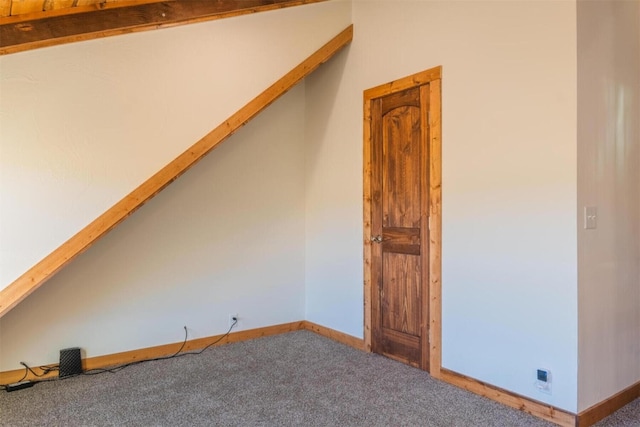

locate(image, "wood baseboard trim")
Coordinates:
439 368 576 427
0 321 304 385
302 321 365 351
577 380 640 427
0 320 363 385
12 321 634 427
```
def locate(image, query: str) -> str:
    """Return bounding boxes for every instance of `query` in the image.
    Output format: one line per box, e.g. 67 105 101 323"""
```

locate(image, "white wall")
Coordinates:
305 0 578 411
0 83 307 370
577 0 640 412
9 0 636 416
0 0 351 289
0 1 352 370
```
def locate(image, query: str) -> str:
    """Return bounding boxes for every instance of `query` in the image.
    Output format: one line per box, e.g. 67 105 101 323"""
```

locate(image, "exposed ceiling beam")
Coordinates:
1 1 163 22
0 0 326 55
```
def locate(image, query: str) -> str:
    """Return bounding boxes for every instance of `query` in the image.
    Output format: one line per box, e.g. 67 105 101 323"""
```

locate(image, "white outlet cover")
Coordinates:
584 206 597 229
536 380 552 395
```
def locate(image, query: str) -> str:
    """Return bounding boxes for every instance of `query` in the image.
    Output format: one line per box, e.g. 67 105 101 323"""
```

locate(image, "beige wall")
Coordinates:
0 1 350 290
4 0 638 415
577 0 640 412
305 0 579 411
0 84 308 371
0 1 352 370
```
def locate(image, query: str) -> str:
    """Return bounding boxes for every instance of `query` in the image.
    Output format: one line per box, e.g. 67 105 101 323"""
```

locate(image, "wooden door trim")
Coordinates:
364 69 585 427
363 66 442 374
427 77 442 376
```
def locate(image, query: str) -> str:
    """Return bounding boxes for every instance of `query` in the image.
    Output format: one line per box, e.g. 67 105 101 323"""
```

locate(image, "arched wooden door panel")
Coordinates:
364 67 442 373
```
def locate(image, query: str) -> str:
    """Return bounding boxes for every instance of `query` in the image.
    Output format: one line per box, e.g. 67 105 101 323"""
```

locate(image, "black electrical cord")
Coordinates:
15 366 28 382
1 320 238 390
20 362 52 377
83 325 191 375
39 364 59 375
178 318 238 357
0 362 63 391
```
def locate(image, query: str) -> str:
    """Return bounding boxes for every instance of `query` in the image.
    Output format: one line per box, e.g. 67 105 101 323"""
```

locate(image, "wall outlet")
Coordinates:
229 313 239 329
535 368 552 395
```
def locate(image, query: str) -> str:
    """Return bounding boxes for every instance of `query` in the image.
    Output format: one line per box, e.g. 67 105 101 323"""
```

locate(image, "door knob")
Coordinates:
370 235 383 243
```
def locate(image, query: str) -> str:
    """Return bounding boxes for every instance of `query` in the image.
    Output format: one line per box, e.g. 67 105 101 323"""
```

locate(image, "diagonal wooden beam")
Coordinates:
0 0 328 55
0 24 353 317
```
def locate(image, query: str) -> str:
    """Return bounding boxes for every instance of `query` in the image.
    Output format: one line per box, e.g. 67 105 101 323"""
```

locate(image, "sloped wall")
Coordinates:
0 1 350 290
0 83 307 370
0 1 352 370
305 0 578 412
577 0 640 412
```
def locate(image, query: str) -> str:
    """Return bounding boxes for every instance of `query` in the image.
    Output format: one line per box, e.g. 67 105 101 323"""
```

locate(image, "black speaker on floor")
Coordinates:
59 347 83 378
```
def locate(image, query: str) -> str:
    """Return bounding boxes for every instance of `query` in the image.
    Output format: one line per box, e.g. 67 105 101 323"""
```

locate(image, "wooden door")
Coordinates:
368 83 431 369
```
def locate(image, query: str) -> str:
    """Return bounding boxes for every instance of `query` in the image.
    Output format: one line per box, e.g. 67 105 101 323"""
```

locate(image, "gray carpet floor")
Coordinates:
1 331 638 426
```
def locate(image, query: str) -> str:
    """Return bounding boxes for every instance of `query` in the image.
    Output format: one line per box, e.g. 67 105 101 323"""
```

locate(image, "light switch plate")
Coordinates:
584 206 597 230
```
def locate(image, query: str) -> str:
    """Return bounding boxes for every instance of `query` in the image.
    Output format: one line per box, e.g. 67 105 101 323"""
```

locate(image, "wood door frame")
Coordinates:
363 66 442 375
